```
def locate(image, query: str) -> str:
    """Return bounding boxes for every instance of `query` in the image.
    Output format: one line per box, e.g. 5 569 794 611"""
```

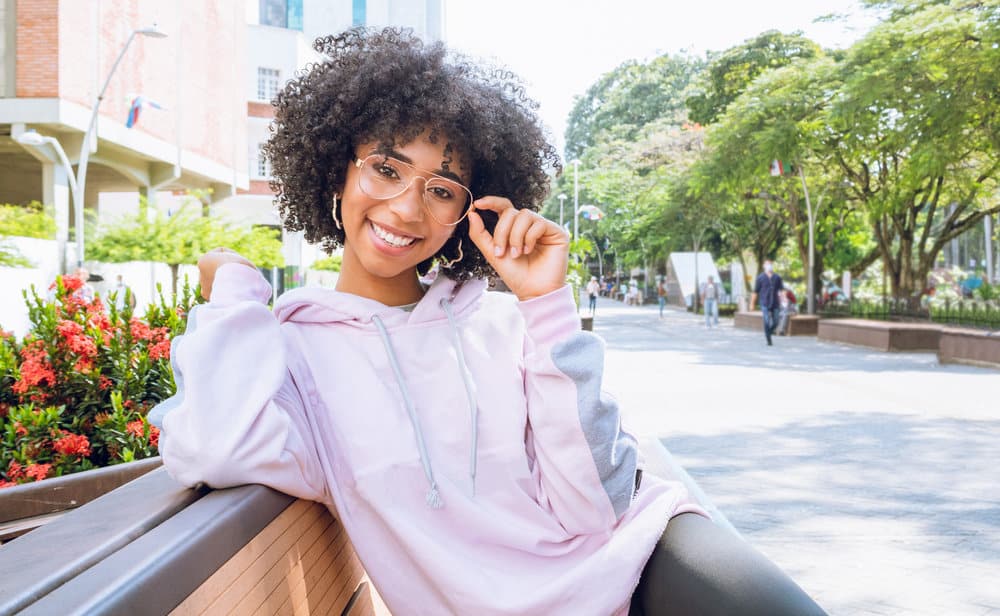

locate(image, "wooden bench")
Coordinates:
0 442 734 615
938 327 1000 369
734 311 820 336
817 318 941 352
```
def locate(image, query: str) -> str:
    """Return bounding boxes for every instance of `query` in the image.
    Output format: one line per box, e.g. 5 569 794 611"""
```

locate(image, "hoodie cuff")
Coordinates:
517 285 580 345
210 262 271 306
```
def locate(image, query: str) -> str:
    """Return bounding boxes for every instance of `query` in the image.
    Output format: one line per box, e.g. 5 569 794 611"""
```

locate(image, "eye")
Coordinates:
427 184 456 201
373 160 402 180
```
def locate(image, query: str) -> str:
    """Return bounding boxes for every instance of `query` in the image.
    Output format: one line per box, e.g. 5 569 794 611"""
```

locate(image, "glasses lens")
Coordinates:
359 155 472 226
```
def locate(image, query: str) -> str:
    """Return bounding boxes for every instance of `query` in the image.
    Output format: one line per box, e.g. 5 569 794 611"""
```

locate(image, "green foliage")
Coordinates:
686 30 822 125
310 255 342 272
0 202 56 239
0 273 200 487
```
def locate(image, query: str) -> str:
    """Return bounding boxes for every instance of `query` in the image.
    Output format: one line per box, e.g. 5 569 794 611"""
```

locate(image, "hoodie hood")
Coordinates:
273 274 488 329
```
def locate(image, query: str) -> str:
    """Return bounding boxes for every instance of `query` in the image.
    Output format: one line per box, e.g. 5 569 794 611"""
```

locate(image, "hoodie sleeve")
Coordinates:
519 285 639 535
151 264 328 503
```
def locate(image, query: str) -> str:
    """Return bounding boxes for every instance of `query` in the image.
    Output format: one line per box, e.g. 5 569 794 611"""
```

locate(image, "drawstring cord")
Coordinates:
372 315 443 509
441 299 480 497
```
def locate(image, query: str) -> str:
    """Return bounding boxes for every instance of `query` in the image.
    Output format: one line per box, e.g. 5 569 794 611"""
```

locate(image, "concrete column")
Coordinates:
42 162 71 274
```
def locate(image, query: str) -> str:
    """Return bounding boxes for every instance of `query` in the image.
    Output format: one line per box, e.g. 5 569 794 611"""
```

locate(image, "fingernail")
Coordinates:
494 246 504 257
510 247 520 258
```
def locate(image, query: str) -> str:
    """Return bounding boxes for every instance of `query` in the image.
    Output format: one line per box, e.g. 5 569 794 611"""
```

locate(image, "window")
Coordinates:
352 0 366 26
254 143 272 178
257 67 280 101
259 0 302 30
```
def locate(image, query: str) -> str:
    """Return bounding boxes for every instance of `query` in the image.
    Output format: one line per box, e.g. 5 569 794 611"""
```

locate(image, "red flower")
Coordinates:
13 341 57 395
130 318 153 341
53 432 91 458
25 463 52 481
149 425 160 448
14 422 28 437
73 357 94 372
0 330 12 339
149 339 171 361
126 420 145 439
0 479 16 489
99 376 113 390
7 460 25 480
57 319 98 358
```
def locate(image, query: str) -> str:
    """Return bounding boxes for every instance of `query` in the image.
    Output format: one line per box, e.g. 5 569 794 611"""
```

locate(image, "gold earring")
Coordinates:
332 193 342 230
440 238 464 269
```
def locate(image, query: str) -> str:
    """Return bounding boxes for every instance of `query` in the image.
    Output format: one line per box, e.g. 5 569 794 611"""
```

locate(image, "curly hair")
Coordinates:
264 27 562 281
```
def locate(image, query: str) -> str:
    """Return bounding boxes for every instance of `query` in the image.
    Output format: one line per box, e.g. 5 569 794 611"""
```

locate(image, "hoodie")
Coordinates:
151 263 705 616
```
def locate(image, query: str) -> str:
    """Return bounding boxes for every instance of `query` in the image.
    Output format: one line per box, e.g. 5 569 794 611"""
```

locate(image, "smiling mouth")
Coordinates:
369 220 419 248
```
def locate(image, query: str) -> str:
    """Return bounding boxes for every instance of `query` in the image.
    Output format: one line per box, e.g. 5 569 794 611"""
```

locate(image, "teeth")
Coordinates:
371 221 416 248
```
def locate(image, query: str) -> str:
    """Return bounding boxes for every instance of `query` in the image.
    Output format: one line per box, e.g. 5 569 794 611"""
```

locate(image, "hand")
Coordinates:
197 248 256 301
466 197 569 301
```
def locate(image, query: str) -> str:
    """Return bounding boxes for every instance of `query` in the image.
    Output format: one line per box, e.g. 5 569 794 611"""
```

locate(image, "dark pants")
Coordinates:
629 513 827 616
761 307 779 344
589 294 597 313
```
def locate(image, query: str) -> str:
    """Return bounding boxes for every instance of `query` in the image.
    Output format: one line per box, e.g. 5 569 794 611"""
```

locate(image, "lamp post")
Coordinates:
572 159 580 240
557 193 567 228
67 25 167 270
15 131 76 274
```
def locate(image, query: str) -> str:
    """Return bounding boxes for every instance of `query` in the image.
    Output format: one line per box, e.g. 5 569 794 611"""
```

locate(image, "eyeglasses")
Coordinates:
354 154 474 226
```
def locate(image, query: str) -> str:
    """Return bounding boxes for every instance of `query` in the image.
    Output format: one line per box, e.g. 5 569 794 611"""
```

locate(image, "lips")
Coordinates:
368 219 420 251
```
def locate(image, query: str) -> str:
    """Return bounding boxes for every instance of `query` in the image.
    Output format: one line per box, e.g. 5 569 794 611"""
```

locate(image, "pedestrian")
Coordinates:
111 274 136 312
627 277 640 306
703 275 720 327
657 278 667 317
72 268 96 303
777 287 797 336
150 28 823 616
586 275 600 314
750 260 785 346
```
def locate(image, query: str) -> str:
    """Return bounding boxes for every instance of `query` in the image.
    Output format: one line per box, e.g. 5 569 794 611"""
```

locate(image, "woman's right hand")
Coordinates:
197 248 256 300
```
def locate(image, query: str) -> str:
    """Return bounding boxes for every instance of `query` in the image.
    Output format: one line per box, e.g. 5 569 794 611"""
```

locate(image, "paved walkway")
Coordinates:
588 298 999 616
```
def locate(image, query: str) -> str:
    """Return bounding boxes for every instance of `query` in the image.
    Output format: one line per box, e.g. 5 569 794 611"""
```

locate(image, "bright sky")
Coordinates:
445 0 880 156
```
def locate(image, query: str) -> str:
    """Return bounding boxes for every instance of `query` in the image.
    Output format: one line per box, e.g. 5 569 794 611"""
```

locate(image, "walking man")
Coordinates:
750 260 784 346
703 275 720 327
657 278 667 318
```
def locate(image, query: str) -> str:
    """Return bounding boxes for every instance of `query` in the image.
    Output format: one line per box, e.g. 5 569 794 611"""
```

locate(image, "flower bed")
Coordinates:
1 273 198 487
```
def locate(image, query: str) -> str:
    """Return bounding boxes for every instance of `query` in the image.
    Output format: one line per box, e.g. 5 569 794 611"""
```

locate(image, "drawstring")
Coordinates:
370 298 481 509
441 299 480 497
372 315 443 509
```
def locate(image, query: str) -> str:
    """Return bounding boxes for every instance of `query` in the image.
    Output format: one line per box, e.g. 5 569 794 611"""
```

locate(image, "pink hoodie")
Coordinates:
152 264 705 615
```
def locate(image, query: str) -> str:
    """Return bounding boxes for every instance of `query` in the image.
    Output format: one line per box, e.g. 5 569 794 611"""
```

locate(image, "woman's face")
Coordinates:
337 130 472 301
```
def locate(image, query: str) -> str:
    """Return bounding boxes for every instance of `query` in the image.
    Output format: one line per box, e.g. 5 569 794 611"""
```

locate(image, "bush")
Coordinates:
0 273 200 487
310 255 342 272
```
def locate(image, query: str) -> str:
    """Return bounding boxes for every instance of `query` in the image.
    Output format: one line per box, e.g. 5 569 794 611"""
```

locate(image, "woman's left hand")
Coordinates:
466 197 569 302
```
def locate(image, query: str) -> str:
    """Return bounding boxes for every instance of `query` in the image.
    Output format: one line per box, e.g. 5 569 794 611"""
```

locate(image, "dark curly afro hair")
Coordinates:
264 27 562 282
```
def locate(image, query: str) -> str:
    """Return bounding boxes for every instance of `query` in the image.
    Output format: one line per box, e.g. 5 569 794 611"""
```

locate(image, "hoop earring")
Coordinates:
440 238 464 269
331 193 342 230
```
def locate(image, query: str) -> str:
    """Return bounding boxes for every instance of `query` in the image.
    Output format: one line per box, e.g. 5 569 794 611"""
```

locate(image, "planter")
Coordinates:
581 315 594 331
0 457 162 543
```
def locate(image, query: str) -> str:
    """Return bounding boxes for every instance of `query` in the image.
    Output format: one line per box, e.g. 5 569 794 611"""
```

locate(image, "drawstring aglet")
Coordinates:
426 486 444 509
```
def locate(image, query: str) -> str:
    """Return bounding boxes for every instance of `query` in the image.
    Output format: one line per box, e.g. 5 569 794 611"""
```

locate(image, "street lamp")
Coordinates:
15 131 77 272
572 159 580 240
44 25 167 272
557 193 567 228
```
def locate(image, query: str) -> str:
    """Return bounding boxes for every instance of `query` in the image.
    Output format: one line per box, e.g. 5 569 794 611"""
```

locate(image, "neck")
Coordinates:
336 243 426 306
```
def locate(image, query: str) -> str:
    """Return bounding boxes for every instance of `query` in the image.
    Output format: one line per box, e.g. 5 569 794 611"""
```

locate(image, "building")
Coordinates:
216 0 445 293
0 0 249 274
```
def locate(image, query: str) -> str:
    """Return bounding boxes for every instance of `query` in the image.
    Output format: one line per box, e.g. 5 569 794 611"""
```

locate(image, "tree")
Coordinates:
686 30 822 126
88 196 284 298
564 53 705 161
828 0 1000 302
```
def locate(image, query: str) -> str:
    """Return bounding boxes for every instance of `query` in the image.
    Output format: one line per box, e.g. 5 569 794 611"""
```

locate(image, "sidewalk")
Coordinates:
589 297 999 616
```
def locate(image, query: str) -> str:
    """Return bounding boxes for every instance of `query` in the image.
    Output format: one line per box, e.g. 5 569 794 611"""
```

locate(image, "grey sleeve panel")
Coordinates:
551 332 639 519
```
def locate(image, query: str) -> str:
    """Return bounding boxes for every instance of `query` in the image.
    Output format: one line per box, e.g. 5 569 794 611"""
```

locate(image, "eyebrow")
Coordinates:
377 148 467 185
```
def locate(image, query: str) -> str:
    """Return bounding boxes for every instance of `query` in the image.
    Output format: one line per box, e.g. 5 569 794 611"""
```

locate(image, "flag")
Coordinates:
770 159 784 177
125 96 164 128
578 205 605 220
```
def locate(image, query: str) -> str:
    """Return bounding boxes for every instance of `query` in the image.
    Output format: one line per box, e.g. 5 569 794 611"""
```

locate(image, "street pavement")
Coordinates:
590 297 999 616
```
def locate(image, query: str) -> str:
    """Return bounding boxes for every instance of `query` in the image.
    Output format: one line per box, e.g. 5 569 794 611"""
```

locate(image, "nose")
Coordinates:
388 179 426 223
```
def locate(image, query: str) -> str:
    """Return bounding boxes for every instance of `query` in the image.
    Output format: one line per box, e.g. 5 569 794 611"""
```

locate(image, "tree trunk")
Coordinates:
170 263 179 300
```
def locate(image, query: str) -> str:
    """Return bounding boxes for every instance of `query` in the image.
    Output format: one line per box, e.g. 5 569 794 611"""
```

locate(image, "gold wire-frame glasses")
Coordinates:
353 154 474 227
